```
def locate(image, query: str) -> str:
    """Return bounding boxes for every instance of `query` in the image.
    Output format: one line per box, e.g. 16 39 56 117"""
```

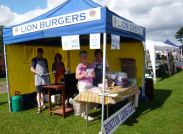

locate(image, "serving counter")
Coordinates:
74 85 140 106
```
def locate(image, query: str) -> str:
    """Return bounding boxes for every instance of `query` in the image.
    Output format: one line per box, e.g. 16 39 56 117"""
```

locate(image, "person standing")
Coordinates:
52 53 65 83
31 48 49 114
93 49 109 86
74 50 95 121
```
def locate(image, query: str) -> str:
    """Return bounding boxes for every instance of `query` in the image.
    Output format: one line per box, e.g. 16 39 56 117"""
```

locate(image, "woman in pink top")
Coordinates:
74 50 95 121
76 50 95 91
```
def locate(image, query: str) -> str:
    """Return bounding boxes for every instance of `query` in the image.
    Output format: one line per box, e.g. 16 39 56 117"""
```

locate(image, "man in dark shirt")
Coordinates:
31 48 49 113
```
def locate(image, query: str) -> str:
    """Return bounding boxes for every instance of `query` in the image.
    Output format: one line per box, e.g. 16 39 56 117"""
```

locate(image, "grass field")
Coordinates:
0 71 183 134
0 77 6 83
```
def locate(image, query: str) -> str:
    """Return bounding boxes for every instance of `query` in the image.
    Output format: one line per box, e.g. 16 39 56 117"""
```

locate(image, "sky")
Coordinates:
0 0 183 45
0 0 46 13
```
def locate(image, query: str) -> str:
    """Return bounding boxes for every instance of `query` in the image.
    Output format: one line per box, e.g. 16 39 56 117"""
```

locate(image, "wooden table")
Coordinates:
74 85 140 106
74 85 140 125
42 84 73 118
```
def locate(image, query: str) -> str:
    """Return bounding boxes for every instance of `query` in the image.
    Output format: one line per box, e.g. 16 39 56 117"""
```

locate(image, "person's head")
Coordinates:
94 49 102 60
79 50 88 63
37 48 43 58
54 53 62 62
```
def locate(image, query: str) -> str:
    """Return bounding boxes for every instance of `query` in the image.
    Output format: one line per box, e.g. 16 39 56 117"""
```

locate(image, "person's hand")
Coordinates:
87 72 95 78
82 72 87 78
91 72 95 78
38 73 45 77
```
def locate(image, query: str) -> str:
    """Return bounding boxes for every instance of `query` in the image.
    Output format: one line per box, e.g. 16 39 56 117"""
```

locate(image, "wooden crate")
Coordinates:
120 58 137 78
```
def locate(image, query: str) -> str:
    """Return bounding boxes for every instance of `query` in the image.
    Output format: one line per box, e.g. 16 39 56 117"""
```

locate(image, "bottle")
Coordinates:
65 68 70 74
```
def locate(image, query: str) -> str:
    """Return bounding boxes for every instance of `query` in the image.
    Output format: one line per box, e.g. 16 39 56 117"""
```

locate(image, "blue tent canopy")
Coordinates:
3 0 145 45
164 39 179 48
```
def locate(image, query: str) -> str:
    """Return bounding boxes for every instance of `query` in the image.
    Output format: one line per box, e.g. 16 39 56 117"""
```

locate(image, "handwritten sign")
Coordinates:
111 35 120 50
62 35 80 50
90 33 101 49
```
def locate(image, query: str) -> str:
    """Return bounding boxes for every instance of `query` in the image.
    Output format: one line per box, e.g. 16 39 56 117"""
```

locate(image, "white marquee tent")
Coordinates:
145 40 179 82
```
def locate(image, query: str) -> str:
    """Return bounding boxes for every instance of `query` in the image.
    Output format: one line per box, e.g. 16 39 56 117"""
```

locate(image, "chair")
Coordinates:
64 73 78 106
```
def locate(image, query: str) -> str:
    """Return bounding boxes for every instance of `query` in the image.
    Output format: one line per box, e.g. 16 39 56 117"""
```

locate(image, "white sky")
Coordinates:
0 0 183 45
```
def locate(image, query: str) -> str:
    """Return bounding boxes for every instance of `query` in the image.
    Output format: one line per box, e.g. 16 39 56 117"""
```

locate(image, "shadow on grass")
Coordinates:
88 89 172 126
158 70 182 82
89 101 130 126
0 101 8 105
124 88 172 126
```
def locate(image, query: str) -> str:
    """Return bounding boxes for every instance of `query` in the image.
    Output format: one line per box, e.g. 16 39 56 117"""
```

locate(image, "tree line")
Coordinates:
175 26 183 47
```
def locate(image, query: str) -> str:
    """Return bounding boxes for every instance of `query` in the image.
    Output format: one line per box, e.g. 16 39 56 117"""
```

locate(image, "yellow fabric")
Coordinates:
6 41 144 96
6 45 68 96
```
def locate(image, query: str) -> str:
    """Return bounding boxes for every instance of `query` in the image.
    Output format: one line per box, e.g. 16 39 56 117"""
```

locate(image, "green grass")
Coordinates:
0 72 183 134
0 77 6 83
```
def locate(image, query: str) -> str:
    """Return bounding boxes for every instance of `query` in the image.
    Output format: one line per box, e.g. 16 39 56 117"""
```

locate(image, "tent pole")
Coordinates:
141 42 146 95
166 51 171 76
181 48 182 61
3 45 11 112
100 33 107 134
154 51 157 84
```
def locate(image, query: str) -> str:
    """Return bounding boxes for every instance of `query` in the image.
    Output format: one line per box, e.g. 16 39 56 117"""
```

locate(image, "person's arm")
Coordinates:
75 64 87 80
92 60 96 69
30 58 38 74
90 64 95 78
31 66 37 74
31 66 44 76
91 71 95 78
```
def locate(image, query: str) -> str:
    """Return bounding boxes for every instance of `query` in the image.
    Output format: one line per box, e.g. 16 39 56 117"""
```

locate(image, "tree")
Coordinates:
0 25 4 55
175 26 183 46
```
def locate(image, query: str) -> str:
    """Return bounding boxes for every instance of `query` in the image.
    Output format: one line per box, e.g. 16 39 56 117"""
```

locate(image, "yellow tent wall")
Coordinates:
6 41 144 96
6 45 68 96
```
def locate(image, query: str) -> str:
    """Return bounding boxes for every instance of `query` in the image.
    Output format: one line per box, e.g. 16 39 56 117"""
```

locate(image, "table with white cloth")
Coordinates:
74 85 140 105
73 85 140 125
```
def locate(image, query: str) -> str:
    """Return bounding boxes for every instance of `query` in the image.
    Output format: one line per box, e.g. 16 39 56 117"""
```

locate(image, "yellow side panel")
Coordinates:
6 45 67 96
106 42 145 86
